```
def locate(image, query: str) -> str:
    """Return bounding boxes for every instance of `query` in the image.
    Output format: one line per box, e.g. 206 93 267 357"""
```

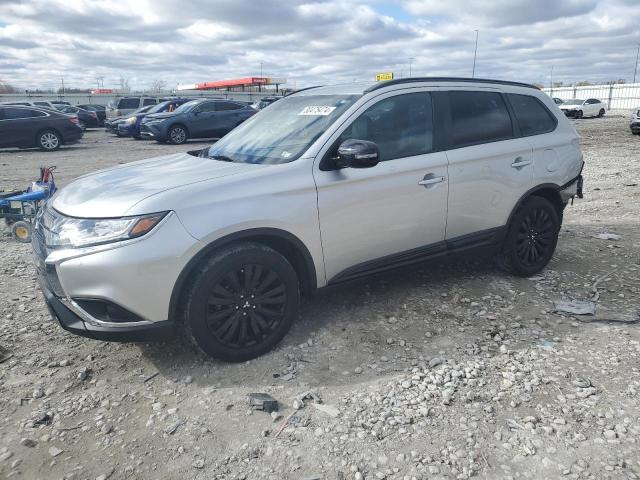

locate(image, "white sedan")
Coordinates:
559 98 606 119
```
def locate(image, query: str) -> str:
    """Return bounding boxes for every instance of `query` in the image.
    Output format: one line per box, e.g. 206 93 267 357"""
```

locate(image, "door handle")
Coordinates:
511 157 532 169
418 175 445 186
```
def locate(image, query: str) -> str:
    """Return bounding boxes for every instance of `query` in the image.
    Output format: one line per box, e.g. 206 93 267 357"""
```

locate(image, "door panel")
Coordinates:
445 137 534 238
444 90 534 239
313 90 449 282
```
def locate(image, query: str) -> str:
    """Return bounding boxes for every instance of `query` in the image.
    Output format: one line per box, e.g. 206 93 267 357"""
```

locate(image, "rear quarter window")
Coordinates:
448 91 514 148
506 94 557 136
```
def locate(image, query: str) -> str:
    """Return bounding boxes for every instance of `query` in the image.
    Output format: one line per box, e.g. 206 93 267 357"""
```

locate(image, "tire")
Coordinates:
11 221 32 243
38 130 61 151
598 109 605 118
495 196 561 277
181 243 300 362
168 125 188 145
576 110 583 119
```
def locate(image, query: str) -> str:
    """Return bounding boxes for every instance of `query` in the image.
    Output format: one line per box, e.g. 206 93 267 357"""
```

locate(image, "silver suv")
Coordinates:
33 78 584 361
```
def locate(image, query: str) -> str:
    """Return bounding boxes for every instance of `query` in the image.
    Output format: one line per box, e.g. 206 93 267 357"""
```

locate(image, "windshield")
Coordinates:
205 94 360 164
564 99 584 105
173 100 200 114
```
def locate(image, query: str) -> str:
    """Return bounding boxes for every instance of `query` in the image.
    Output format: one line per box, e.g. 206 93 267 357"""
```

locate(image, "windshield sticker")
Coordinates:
298 106 336 116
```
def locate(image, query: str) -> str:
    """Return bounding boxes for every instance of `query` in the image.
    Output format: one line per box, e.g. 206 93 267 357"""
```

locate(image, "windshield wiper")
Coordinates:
210 155 235 162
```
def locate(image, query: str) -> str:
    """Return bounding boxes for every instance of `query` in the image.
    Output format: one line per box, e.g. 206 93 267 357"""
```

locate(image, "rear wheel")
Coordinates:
38 130 61 151
11 221 32 243
168 125 188 145
181 243 300 362
495 196 561 277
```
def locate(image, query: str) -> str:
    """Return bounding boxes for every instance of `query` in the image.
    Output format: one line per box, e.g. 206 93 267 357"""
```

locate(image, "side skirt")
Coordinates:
327 226 506 285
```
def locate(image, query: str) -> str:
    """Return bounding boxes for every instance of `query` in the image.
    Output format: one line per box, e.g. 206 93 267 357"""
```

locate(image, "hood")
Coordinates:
559 103 581 110
51 153 266 218
143 111 178 121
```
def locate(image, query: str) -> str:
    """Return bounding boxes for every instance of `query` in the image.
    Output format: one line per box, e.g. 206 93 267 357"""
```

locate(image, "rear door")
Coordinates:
213 101 246 135
444 89 534 239
1 107 35 146
188 101 217 137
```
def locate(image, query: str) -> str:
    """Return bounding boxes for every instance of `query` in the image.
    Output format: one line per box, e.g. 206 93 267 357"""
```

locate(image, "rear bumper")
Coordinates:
63 127 84 144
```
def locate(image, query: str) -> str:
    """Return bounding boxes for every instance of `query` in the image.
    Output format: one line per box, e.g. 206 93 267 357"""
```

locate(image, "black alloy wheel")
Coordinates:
206 264 287 350
182 243 299 362
495 196 561 277
514 207 555 268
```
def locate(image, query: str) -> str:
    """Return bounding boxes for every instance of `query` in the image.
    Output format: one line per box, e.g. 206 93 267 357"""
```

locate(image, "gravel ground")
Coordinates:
0 117 639 480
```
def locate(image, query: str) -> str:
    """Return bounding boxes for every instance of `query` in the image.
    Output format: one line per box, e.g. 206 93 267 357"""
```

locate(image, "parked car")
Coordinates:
77 104 107 126
552 98 564 105
0 105 83 151
54 105 99 129
104 105 154 135
51 101 71 107
118 98 193 139
33 77 584 361
2 100 57 110
252 96 281 110
140 98 256 144
631 107 640 135
107 97 159 118
559 98 606 118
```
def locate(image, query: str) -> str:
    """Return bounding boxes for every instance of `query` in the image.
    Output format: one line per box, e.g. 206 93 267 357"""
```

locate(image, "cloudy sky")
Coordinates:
1 0 639 91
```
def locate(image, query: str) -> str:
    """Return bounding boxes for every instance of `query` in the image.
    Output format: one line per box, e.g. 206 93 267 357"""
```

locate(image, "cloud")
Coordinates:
0 0 638 91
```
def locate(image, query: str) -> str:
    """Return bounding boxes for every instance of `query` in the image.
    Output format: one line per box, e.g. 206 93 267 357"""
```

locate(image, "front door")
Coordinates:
314 90 449 282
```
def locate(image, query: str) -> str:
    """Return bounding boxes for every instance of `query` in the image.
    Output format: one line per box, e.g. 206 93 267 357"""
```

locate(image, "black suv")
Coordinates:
0 105 83 151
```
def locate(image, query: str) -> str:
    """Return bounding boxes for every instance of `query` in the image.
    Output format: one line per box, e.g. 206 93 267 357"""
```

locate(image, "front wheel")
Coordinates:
598 108 605 117
495 196 561 277
182 243 300 362
168 125 188 145
38 130 61 151
576 110 583 119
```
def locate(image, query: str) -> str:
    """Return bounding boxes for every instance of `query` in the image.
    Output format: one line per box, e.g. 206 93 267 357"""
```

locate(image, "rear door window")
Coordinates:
506 94 557 136
142 98 157 106
4 108 40 119
34 102 49 107
118 98 141 109
448 91 514 148
197 102 217 113
215 101 244 111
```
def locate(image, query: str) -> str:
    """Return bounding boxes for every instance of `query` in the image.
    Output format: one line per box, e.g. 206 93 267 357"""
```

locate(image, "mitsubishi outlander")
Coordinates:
33 78 584 361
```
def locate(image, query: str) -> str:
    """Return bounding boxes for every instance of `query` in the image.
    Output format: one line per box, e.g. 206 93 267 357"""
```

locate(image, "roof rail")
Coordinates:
365 77 539 93
285 85 323 97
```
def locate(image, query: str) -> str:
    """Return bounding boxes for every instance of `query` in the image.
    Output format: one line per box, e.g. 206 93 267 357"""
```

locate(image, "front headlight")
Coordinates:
41 208 168 248
124 116 137 125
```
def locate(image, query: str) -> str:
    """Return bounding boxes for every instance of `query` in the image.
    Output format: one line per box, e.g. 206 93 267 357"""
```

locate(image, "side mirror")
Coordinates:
336 139 380 169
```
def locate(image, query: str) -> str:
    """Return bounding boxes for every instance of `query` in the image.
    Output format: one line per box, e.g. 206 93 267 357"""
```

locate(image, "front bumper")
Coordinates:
117 123 134 137
32 212 201 342
140 123 165 140
562 109 578 118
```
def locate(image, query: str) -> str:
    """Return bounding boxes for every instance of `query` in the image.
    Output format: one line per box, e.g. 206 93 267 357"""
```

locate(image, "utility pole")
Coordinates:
60 77 65 94
550 65 554 95
634 43 640 84
408 57 415 77
472 29 479 78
